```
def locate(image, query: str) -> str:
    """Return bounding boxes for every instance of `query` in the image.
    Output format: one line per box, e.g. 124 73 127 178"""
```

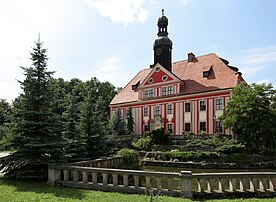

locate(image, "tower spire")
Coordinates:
153 9 173 71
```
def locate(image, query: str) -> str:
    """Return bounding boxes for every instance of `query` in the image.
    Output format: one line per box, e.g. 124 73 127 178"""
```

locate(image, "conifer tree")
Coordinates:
126 107 134 134
110 108 127 136
62 88 87 162
80 89 107 159
0 38 66 179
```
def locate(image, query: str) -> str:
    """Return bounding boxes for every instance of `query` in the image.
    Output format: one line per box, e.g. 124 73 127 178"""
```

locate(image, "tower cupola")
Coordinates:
153 9 173 71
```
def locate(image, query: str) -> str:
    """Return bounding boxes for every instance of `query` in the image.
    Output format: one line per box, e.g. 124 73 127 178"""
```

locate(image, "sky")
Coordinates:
0 0 276 103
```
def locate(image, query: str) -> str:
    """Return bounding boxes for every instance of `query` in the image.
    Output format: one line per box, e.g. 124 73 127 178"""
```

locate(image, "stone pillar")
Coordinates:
47 166 61 186
179 171 193 198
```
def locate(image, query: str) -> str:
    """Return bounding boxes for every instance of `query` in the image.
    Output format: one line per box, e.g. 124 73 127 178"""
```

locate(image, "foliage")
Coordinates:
0 39 66 179
0 99 11 150
226 153 250 164
146 150 220 162
220 83 276 154
132 136 152 151
116 148 140 169
126 107 134 134
146 128 170 145
110 108 127 136
0 179 195 202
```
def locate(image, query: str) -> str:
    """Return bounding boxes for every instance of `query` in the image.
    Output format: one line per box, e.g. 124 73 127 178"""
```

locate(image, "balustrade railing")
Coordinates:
48 158 276 198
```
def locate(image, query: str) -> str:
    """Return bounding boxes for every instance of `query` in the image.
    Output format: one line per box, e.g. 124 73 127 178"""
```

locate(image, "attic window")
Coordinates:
148 78 154 83
162 75 168 81
131 81 140 90
155 67 160 72
202 66 212 78
203 71 210 78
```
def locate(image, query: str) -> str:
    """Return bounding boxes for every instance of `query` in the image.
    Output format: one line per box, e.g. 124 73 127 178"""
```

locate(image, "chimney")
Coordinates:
188 52 195 62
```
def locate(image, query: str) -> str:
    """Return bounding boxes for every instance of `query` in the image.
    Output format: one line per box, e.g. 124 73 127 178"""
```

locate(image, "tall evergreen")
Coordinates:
62 88 87 162
80 89 107 159
126 107 134 134
0 38 66 179
110 108 127 136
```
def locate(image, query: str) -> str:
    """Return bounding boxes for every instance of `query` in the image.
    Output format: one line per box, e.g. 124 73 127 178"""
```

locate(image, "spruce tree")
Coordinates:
126 107 134 134
110 108 127 136
0 38 66 179
80 90 107 159
62 88 87 162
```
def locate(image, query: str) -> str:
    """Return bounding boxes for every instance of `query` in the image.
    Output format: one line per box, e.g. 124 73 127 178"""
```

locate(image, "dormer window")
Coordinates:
203 71 210 77
202 66 212 78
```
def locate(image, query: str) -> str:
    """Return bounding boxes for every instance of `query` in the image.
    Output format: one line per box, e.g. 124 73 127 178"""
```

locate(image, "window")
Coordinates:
162 75 168 81
167 123 173 133
148 78 154 83
168 86 173 95
167 104 173 114
144 107 149 117
155 105 161 116
185 102 191 112
144 90 148 98
203 71 209 77
162 87 167 96
184 123 191 132
215 98 223 110
200 122 206 131
149 89 154 98
215 121 223 133
199 100 206 111
155 67 160 72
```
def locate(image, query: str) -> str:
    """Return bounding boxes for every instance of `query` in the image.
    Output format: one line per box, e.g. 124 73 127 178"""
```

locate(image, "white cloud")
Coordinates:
89 57 131 87
85 0 149 26
180 0 194 6
229 46 276 77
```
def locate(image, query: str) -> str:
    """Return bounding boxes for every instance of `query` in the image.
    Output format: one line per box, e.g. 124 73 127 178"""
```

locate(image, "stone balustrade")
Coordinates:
48 157 276 198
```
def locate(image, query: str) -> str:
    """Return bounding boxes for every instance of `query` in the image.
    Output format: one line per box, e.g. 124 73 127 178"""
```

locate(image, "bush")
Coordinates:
116 148 140 169
226 153 250 164
146 128 170 145
132 136 152 151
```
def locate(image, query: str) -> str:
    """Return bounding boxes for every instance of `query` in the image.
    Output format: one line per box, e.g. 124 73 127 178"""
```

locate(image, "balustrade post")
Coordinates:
92 172 97 184
167 178 173 191
198 179 205 192
179 171 193 198
47 166 61 186
249 178 258 192
63 170 69 182
123 174 128 187
112 174 118 186
102 173 108 185
145 176 151 190
73 171 78 183
206 178 213 193
218 178 225 193
268 177 276 192
258 178 266 192
156 177 162 189
134 175 139 188
238 178 246 192
82 171 88 183
229 178 236 192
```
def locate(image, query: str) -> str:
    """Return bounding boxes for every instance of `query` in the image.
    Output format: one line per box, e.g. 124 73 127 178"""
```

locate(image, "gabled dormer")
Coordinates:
137 64 184 100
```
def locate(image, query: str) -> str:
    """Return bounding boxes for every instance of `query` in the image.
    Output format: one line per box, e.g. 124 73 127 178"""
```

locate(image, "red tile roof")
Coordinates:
110 53 242 105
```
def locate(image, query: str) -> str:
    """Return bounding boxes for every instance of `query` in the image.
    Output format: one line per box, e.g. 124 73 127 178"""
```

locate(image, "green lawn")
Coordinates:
0 179 275 202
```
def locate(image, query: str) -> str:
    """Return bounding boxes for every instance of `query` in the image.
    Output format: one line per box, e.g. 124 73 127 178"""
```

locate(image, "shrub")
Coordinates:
146 128 170 145
132 136 152 151
116 148 140 169
226 153 250 164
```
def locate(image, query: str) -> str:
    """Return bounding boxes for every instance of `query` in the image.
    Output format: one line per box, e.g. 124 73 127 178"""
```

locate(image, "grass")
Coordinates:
0 178 275 202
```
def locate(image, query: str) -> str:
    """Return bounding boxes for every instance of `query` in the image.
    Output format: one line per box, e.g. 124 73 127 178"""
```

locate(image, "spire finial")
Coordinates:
162 9 164 16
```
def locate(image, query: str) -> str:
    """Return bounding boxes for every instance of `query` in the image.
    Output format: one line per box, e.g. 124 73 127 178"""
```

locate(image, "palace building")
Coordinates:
109 10 245 136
